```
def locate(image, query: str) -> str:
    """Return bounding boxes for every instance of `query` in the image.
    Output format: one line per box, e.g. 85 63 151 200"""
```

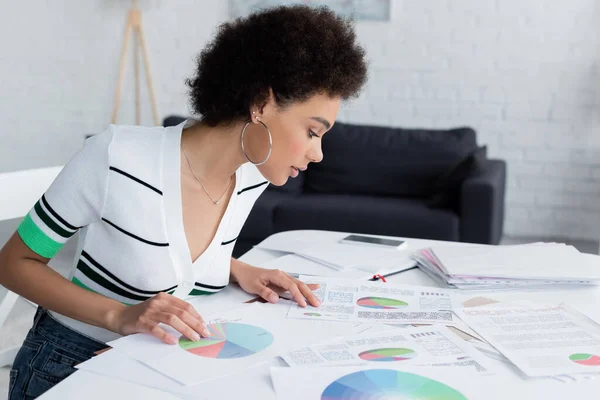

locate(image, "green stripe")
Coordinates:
17 214 63 258
72 277 133 306
34 201 74 238
189 289 217 296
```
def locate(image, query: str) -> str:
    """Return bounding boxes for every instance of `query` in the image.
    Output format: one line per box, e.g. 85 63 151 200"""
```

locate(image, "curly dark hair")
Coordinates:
186 5 368 126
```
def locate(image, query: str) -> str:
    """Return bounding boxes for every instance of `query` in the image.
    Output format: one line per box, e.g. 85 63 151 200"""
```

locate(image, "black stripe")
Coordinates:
77 260 153 302
194 282 227 290
237 181 269 195
101 218 169 247
81 251 177 295
41 195 80 230
34 201 73 238
109 166 163 195
221 237 238 246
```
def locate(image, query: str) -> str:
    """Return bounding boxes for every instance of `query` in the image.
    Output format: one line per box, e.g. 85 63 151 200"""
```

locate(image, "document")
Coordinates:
107 301 354 386
455 303 600 377
287 277 460 325
270 365 491 400
281 325 493 374
78 322 377 399
258 254 371 280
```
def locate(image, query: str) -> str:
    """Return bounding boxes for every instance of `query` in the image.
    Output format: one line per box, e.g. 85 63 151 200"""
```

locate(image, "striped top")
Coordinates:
17 120 269 342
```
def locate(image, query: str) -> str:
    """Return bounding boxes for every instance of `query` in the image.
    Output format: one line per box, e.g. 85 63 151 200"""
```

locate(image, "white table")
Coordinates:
40 230 600 399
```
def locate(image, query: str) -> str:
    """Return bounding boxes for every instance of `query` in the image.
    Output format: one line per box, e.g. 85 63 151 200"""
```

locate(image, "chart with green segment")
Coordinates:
321 369 467 400
570 353 600 366
179 322 274 359
357 296 408 310
359 348 418 362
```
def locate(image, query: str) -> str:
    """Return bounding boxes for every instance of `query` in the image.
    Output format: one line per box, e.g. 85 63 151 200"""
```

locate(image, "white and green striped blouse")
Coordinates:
17 120 269 342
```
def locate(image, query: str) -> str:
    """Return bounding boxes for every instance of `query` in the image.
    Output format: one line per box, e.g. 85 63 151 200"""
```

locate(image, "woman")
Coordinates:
0 4 367 398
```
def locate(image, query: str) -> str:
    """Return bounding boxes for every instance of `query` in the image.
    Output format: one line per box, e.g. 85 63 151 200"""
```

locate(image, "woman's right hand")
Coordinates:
105 292 210 345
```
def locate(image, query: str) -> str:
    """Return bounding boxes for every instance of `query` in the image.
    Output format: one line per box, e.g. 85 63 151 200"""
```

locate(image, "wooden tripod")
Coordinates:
111 0 159 126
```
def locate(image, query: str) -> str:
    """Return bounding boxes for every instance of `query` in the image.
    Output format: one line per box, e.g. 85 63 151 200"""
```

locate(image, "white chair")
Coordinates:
0 166 63 368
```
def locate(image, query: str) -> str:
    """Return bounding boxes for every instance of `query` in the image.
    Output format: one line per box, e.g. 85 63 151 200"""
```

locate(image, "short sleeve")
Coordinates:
17 127 113 258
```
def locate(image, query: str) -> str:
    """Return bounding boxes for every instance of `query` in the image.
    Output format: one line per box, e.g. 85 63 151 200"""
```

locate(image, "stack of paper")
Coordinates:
411 243 600 290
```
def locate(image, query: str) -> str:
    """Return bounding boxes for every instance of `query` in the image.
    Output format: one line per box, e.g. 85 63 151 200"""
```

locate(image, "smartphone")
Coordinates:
339 234 407 250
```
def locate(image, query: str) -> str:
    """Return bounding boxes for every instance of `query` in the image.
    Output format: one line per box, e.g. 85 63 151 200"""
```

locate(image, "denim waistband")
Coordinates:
30 307 107 355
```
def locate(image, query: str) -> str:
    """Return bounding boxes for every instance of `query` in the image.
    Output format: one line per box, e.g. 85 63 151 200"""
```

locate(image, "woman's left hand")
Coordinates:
231 261 320 308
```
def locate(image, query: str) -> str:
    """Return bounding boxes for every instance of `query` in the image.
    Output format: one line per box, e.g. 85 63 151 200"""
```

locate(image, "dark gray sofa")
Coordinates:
162 116 506 258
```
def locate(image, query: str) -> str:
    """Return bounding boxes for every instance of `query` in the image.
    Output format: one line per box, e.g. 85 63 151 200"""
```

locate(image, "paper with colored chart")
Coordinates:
78 321 381 399
281 325 493 374
270 364 494 400
287 277 460 325
107 301 355 386
455 303 600 377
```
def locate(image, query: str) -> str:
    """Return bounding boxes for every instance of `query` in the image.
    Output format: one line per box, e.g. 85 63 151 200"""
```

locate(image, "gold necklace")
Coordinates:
181 146 233 205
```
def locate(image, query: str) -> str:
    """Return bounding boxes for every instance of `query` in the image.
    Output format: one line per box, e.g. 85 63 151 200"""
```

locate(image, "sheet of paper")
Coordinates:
270 365 493 400
281 325 493 374
77 351 283 400
257 254 371 280
78 321 378 399
255 231 413 271
107 301 355 386
287 277 460 325
455 303 600 377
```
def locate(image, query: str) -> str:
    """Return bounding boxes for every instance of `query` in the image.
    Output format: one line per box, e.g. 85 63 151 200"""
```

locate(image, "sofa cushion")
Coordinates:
305 122 478 198
272 193 460 241
426 145 488 210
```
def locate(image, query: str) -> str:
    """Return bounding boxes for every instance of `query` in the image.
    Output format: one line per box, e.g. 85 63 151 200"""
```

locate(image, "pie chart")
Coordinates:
321 369 467 400
179 322 273 359
357 296 408 310
570 353 600 366
359 348 417 362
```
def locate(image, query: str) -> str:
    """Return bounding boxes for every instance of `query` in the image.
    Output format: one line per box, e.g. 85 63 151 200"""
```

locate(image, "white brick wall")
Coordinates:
2 0 600 241
339 0 600 241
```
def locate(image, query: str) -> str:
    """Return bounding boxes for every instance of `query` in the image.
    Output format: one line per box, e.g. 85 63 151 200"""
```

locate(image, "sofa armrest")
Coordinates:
459 159 506 244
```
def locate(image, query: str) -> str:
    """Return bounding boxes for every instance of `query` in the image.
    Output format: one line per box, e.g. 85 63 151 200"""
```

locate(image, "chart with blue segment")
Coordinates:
179 322 274 359
321 369 467 399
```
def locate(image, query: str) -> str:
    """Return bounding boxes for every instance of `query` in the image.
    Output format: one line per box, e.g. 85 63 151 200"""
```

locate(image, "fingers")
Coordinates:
268 271 308 307
144 293 210 342
150 324 178 345
157 312 204 342
259 286 281 305
166 299 210 338
295 280 321 307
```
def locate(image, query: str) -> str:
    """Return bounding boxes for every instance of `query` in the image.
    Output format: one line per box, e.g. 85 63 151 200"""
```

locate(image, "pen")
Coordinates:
369 265 418 282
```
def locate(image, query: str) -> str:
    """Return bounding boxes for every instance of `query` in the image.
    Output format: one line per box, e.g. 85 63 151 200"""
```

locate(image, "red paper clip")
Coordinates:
373 274 387 282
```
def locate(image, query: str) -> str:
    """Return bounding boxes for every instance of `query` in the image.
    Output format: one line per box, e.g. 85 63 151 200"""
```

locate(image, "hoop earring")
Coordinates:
240 120 273 166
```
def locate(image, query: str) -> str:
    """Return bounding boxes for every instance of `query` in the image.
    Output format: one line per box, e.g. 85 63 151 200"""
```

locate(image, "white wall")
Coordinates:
1 0 600 240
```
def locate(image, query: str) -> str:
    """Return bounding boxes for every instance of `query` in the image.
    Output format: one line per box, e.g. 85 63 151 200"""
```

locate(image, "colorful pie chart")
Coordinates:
357 296 408 310
570 353 600 366
179 322 273 359
321 369 467 400
359 348 417 362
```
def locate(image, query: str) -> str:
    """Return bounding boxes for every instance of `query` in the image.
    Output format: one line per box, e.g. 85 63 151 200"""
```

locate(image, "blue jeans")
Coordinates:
8 307 107 399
